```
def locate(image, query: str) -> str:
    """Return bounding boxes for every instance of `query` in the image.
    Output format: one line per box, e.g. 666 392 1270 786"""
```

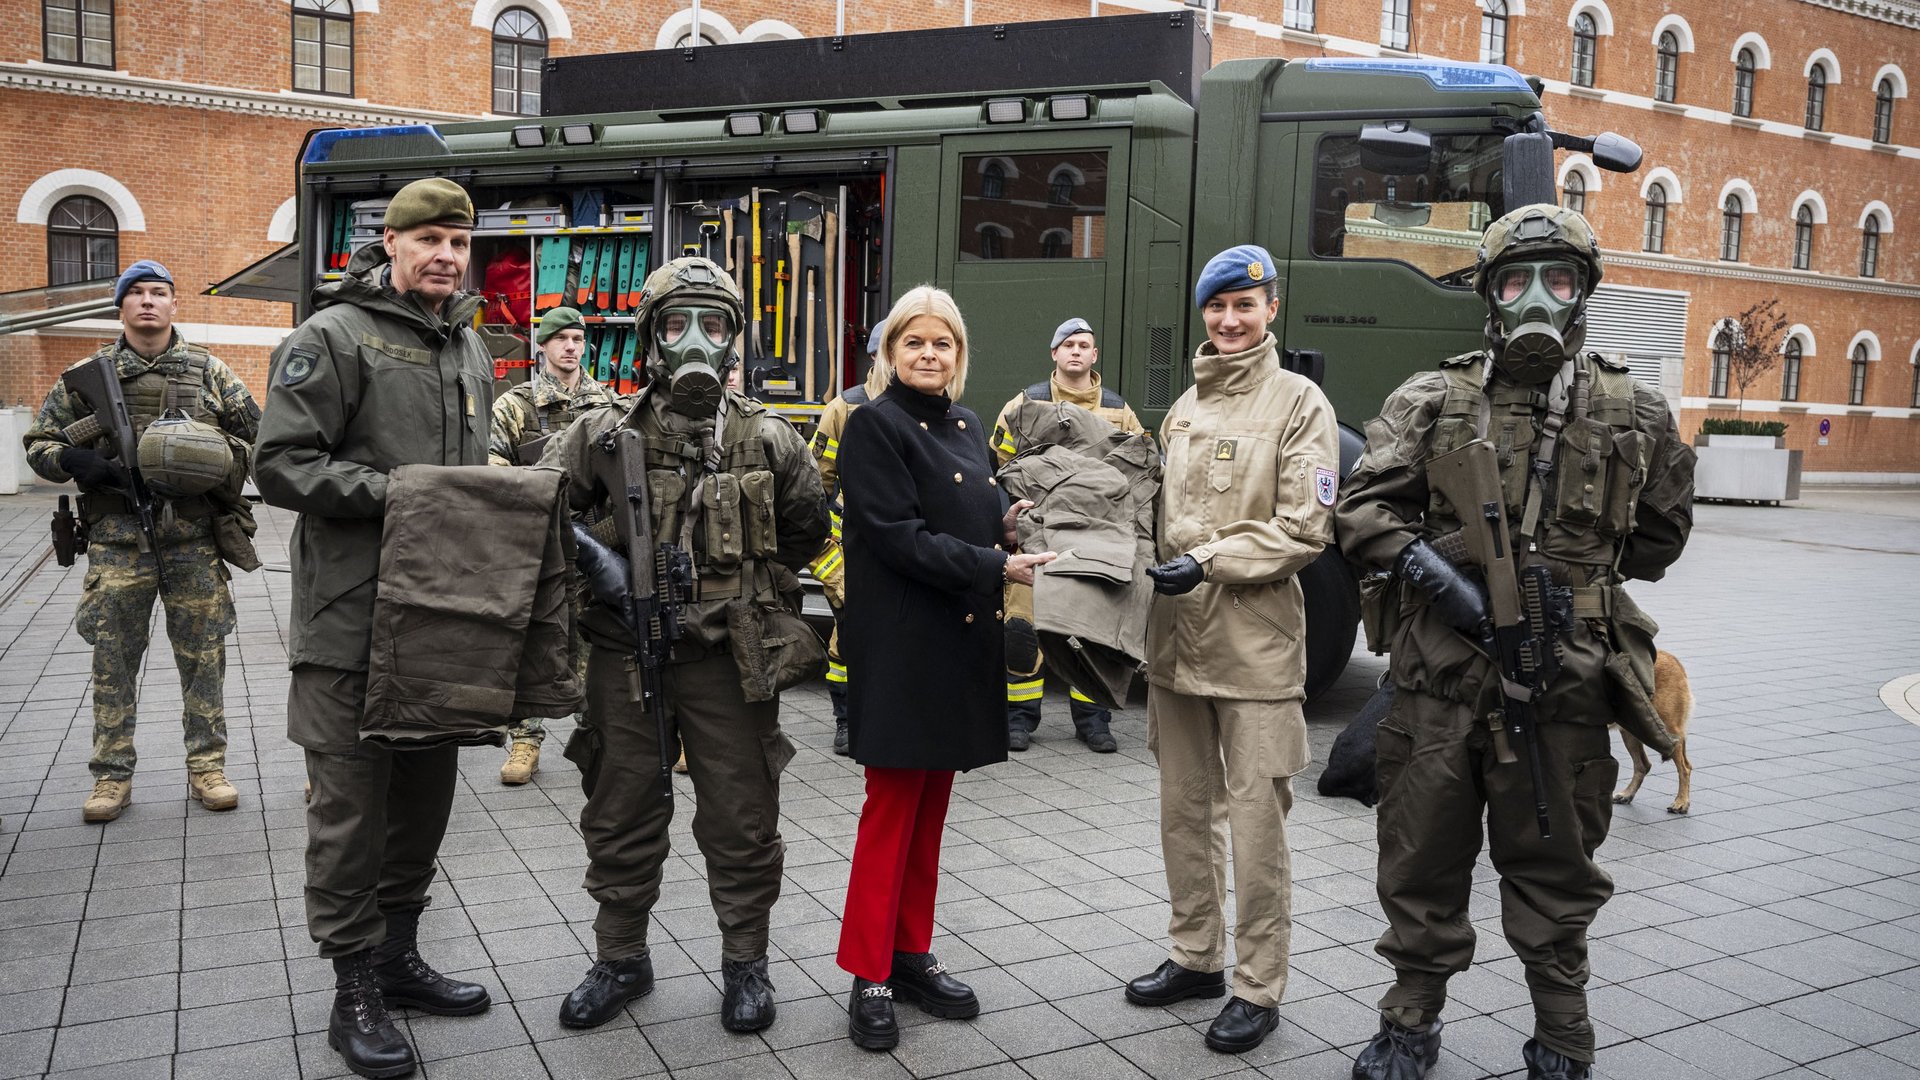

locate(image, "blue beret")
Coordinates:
114 260 174 306
1194 244 1276 307
866 320 886 357
1050 317 1094 350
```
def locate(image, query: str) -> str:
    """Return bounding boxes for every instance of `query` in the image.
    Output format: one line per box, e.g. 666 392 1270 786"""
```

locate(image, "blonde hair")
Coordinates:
881 285 970 401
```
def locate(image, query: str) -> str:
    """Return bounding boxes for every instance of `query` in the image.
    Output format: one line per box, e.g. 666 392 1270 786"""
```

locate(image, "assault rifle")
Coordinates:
573 424 693 801
1427 439 1574 838
59 355 166 588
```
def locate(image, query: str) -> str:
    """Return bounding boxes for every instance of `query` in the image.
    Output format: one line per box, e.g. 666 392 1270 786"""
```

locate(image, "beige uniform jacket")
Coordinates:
991 370 1143 465
1147 333 1339 701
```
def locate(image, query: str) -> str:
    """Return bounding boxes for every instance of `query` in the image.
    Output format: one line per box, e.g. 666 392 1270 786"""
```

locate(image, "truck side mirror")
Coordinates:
1500 130 1556 212
1589 132 1643 173
1358 123 1432 175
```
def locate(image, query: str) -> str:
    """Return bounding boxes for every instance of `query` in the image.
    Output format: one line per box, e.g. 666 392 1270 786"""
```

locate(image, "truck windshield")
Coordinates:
1310 131 1506 287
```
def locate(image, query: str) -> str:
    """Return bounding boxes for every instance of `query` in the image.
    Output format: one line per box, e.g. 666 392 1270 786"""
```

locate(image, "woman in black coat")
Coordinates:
834 286 1053 1051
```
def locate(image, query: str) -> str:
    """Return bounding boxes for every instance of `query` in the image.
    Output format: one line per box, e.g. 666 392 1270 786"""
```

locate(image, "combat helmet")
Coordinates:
137 410 233 498
630 256 744 417
1473 203 1603 299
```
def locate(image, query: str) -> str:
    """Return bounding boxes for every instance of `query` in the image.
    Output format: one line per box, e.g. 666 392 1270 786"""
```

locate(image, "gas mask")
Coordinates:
655 302 735 418
1487 258 1587 385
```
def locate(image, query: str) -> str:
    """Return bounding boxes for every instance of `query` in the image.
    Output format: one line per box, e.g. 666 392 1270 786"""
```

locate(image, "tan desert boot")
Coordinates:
500 740 540 785
83 778 132 823
190 770 239 811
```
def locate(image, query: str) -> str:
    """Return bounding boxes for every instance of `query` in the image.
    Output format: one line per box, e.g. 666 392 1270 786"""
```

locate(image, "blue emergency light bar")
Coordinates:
304 124 450 164
1300 58 1531 93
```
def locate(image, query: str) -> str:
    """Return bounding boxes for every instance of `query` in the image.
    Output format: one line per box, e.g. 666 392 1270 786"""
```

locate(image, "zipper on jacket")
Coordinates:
1231 589 1298 642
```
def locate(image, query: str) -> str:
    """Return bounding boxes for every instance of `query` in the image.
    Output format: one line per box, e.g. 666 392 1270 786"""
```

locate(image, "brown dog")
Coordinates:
1613 649 1694 814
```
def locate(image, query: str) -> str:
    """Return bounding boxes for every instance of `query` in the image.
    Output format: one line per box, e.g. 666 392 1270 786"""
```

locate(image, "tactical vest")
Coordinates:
1425 351 1652 575
840 385 870 406
81 340 222 517
593 398 780 602
1026 379 1127 419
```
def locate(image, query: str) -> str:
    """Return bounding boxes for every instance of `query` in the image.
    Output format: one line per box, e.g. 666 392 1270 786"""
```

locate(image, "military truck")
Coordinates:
279 11 1639 696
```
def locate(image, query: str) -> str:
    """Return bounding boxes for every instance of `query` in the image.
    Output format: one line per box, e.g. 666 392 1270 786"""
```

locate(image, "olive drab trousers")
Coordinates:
1147 685 1308 1008
578 644 793 963
1372 687 1619 1063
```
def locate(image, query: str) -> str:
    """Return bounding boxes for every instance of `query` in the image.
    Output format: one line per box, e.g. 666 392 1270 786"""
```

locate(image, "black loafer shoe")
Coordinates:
1523 1038 1592 1080
848 977 899 1050
1125 959 1226 1006
1204 996 1279 1054
721 956 776 1033
1008 727 1031 752
558 954 654 1029
1353 1017 1443 1079
888 951 979 1019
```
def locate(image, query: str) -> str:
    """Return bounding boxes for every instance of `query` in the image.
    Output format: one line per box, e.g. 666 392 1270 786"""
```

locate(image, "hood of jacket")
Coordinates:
314 243 482 341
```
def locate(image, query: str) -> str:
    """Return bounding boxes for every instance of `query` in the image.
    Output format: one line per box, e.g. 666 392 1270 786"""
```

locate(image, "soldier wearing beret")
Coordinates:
488 305 620 784
256 176 498 1079
1124 245 1339 1055
23 259 259 823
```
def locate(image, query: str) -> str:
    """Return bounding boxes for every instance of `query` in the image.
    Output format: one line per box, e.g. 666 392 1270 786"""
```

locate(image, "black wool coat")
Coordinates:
840 382 1010 771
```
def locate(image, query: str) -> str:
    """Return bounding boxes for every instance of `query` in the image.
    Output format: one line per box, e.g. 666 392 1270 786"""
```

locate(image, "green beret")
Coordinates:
536 306 584 344
384 177 474 231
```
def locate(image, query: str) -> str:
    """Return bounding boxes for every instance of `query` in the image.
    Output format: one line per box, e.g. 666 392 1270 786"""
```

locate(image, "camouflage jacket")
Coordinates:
487 367 620 465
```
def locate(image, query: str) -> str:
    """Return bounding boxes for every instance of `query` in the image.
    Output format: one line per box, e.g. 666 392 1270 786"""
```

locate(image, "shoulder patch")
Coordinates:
1315 467 1338 507
281 347 318 387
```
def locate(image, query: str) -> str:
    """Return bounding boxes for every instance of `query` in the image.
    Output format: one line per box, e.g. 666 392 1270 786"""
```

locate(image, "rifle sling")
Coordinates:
1517 361 1573 544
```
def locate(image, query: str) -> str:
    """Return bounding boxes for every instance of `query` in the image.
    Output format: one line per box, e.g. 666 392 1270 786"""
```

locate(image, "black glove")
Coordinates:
59 446 127 490
1395 538 1490 634
1146 554 1205 596
571 524 634 629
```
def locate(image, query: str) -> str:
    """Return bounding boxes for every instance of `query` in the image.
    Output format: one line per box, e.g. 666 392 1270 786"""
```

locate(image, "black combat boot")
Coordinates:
888 951 979 1018
558 953 655 1029
1205 997 1280 1053
1125 959 1226 1005
328 949 417 1079
720 956 777 1032
1352 1017 1444 1079
373 905 491 1016
1071 701 1117 754
1523 1038 1592 1080
848 976 899 1050
830 684 851 756
1008 697 1040 751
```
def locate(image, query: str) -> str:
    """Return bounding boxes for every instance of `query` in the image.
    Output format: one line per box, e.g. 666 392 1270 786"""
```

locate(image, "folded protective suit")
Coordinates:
362 464 583 747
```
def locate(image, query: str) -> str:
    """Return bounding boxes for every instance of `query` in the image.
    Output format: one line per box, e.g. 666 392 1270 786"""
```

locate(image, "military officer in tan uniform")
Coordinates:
1337 206 1694 1080
1124 246 1339 1055
990 317 1145 753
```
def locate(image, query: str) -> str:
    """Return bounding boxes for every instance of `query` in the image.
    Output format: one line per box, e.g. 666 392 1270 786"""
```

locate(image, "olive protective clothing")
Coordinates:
1146 330 1338 1010
1334 346 1694 1064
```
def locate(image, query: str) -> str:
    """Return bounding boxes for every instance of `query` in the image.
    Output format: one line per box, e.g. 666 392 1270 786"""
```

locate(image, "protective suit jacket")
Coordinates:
1148 332 1339 702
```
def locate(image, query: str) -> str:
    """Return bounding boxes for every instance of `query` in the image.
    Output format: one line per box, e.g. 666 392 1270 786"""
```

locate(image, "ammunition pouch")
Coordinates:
724 568 826 702
1601 590 1674 759
212 506 261 573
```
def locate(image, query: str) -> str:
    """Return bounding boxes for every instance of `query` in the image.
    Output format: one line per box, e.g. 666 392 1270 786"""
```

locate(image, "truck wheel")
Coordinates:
1302 547 1359 701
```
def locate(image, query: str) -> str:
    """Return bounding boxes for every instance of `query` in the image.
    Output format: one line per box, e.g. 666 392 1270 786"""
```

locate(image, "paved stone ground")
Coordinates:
0 486 1917 1080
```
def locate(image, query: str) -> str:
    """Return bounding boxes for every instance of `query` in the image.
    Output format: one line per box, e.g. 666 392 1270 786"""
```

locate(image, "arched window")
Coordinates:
1860 216 1881 277
48 195 118 286
1284 0 1315 32
1643 183 1668 252
1849 343 1869 405
1793 204 1815 270
1876 77 1896 143
1571 13 1597 87
1048 169 1077 206
979 225 1008 260
1733 48 1756 118
1040 229 1071 259
1480 0 1508 66
1562 171 1587 214
1380 0 1410 49
1781 338 1802 402
1805 66 1827 131
1710 329 1732 398
1655 30 1680 102
1911 358 1920 410
43 0 113 68
981 161 1006 200
292 0 353 96
673 30 719 47
492 8 546 116
1720 195 1744 261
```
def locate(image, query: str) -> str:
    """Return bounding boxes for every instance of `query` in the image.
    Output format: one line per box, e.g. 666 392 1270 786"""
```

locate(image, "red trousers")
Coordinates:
836 766 955 982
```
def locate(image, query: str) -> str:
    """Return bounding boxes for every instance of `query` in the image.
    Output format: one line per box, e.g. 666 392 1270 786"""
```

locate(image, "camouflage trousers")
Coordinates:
75 531 236 780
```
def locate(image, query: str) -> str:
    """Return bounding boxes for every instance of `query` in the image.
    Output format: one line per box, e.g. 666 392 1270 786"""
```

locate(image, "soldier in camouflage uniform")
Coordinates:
1336 206 1695 1080
488 305 620 784
23 260 259 823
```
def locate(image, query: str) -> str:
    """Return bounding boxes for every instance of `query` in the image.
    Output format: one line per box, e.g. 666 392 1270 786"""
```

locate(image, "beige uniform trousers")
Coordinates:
1147 684 1306 1008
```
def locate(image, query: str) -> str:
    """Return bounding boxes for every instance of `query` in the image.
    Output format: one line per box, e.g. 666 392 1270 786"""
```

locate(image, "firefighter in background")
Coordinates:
989 317 1145 753
808 322 889 755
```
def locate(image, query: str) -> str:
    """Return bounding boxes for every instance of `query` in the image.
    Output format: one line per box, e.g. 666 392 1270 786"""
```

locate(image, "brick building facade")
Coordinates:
5 0 1916 477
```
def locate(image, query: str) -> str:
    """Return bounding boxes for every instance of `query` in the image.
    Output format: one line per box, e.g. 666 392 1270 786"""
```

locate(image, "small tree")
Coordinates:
1719 298 1792 418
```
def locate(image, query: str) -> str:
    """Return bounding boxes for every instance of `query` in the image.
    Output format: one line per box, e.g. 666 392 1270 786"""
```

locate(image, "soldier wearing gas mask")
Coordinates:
1335 206 1695 1080
537 257 829 1036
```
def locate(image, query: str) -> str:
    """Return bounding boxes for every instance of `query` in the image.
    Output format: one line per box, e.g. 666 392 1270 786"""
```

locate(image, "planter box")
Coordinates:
1693 434 1801 502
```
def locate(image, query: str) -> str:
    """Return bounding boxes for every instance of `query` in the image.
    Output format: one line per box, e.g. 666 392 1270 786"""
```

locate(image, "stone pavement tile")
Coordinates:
1809 1049 1920 1079
1775 989 1916 1046
1826 974 1920 1022
61 969 180 1025
41 1054 177 1080
1441 963 1532 1016
756 992 847 1052
1679 956 1817 1006
1108 1023 1257 1080
1052 987 1185 1042
427 1043 551 1080
1603 926 1726 968
1287 944 1393 994
0 920 79 964
1741 933 1910 988
1665 909 1828 955
1258 1046 1370 1079
1003 951 1124 1000
1623 969 1760 1022
47 1009 176 1071
0 950 70 995
883 1016 1010 1076
0 985 63 1036
970 1000 1099 1058
1707 1006 1859 1066
1650 1018 1798 1080
172 1035 301 1080
638 1013 768 1071
1584 982 1696 1039
0 865 93 902
1591 1037 1722 1080
174 993 295 1053
0 890 86 930
776 1038 911 1080
179 957 291 1008
0 1027 55 1079
1273 990 1379 1053
1844 919 1920 961
1759 896 1884 933
90 857 186 891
